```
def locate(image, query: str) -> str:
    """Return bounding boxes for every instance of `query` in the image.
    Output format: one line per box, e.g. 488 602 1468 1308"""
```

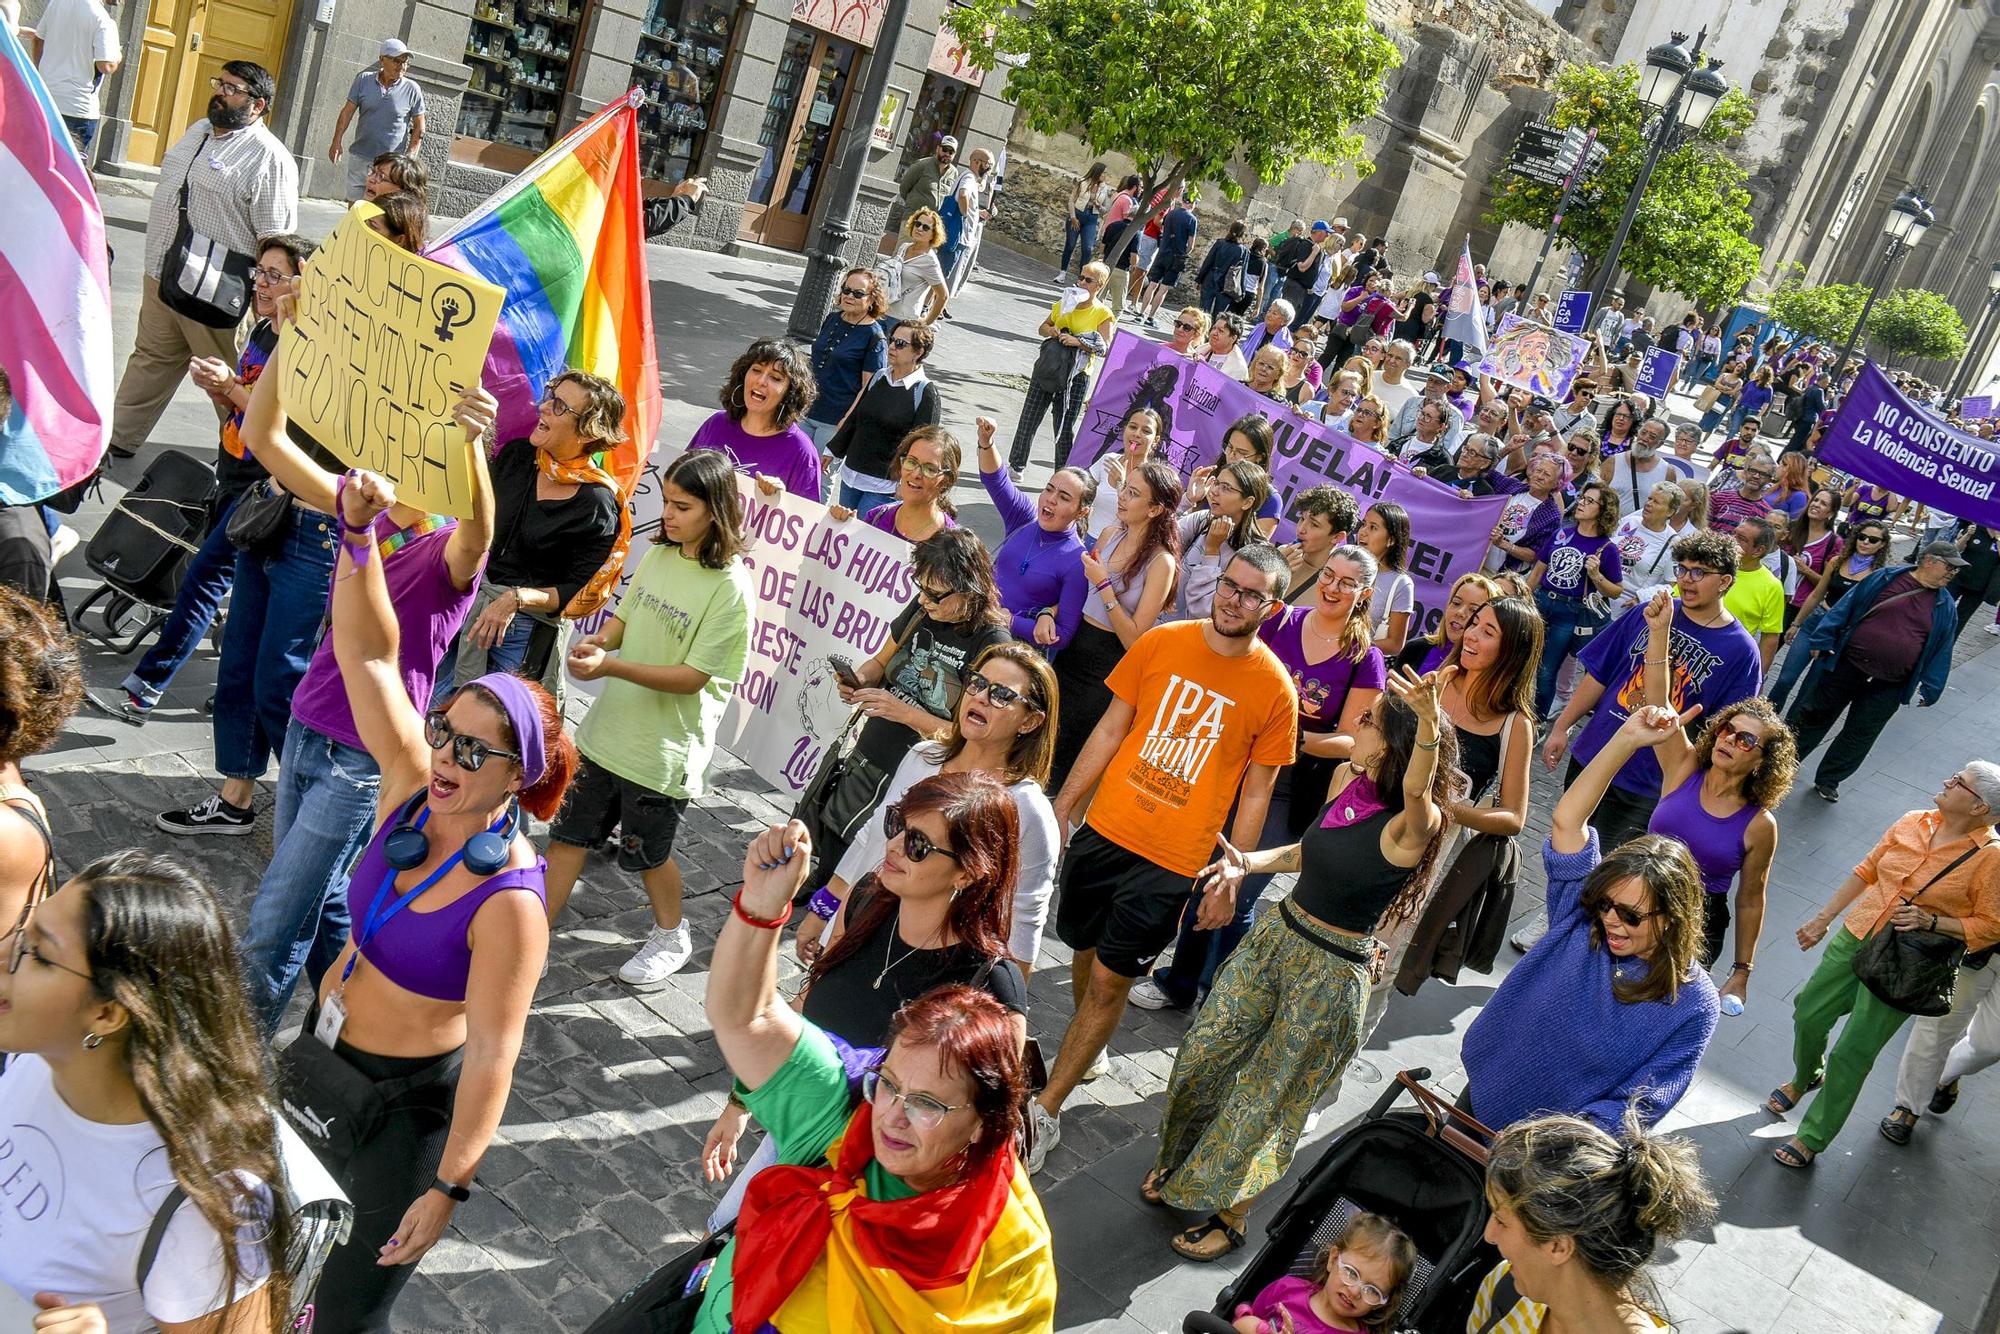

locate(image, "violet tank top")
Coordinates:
346 800 548 1002
1647 772 1759 896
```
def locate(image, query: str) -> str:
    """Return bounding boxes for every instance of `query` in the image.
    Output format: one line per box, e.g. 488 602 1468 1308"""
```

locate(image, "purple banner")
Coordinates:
1066 336 1509 637
1636 347 1681 399
1819 361 2000 526
1553 290 1590 335
1478 313 1588 401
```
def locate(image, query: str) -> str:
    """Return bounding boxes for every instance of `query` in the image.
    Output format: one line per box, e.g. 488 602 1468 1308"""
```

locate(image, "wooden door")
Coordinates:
737 28 856 249
124 0 290 166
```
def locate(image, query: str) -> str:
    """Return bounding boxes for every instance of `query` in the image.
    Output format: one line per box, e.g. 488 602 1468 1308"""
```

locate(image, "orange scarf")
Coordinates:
537 447 627 619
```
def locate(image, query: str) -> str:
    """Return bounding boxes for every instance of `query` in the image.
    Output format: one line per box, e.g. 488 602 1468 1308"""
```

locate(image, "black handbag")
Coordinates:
226 479 293 554
1029 334 1074 392
157 135 256 329
583 1228 731 1334
274 1025 462 1169
1850 841 1993 1016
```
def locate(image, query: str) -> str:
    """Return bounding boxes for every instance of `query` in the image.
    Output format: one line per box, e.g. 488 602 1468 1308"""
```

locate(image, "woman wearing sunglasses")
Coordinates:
1461 703 1717 1134
799 269 889 453
827 322 941 517
1769 520 1891 710
1143 669 1459 1261
1639 591 1793 1017
880 207 949 326
1164 307 1211 359
698 814 1053 1333
288 467 578 1333
0 855 299 1334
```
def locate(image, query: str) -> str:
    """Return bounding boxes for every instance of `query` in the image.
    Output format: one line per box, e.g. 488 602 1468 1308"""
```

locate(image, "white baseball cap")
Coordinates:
381 39 410 58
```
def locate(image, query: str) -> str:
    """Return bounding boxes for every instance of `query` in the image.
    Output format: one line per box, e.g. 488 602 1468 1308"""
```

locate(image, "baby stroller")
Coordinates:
1184 1068 1496 1334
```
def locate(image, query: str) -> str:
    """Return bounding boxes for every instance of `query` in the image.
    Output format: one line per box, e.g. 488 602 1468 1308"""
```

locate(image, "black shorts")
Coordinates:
1054 825 1199 978
1149 249 1188 286
549 755 689 872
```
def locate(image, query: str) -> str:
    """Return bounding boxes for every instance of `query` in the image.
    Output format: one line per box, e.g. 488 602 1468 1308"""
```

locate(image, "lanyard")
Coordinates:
338 809 469 990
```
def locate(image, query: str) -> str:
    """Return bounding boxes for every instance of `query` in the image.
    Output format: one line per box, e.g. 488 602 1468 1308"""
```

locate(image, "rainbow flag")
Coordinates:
0 21 112 504
426 89 661 496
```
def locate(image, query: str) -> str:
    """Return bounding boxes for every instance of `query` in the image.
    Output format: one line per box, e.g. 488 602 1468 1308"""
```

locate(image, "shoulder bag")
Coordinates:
1851 839 1994 1016
225 479 294 555
157 134 257 329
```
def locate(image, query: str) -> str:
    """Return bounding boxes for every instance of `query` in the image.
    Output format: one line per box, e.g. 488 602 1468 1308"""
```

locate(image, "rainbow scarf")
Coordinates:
426 91 660 616
732 1103 1056 1334
0 22 112 504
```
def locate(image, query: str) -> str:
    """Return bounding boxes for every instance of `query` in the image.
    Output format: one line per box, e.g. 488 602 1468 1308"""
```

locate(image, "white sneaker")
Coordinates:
1081 1049 1111 1082
1986 621 2000 636
618 922 693 987
1127 977 1180 1011
1026 1102 1060 1173
1510 914 1548 953
48 524 80 565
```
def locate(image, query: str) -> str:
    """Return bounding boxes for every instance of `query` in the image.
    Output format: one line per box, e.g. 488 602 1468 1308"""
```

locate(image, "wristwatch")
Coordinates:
431 1176 473 1202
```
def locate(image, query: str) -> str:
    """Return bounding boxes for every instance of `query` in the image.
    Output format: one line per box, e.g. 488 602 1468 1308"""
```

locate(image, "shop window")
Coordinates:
634 0 737 183
457 0 590 160
897 71 971 172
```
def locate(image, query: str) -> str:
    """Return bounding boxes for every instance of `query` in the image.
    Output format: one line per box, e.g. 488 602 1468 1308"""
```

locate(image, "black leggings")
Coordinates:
1049 622 1125 793
1699 891 1731 968
311 1027 462 1334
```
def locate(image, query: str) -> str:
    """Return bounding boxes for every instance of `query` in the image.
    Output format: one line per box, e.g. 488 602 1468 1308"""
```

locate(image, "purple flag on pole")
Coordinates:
1064 337 1508 638
1819 362 2000 526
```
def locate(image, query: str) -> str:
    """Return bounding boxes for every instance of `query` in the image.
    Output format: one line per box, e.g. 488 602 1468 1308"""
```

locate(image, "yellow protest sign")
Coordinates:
278 202 503 518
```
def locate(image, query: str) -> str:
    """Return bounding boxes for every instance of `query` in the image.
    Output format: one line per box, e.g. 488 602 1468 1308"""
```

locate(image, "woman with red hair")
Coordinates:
699 794 1057 1332
280 467 578 1334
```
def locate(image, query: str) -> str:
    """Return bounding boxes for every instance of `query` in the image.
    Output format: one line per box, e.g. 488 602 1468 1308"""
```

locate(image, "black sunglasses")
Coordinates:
888 337 916 350
884 804 958 864
966 671 1036 710
840 285 870 299
424 710 521 772
1588 896 1662 929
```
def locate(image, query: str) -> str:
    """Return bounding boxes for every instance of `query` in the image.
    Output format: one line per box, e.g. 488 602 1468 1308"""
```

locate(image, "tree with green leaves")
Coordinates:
1487 61 1761 312
1870 288 1969 363
1766 267 1869 346
946 0 1398 265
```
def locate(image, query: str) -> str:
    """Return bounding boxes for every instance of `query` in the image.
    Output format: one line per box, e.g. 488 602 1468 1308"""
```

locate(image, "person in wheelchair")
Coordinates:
696 816 1056 1332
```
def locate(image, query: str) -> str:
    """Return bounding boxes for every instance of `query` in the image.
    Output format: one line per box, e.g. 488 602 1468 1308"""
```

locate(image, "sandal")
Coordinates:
1764 1076 1824 1116
1772 1139 1816 1169
1878 1107 1918 1146
1170 1213 1246 1262
1139 1169 1169 1207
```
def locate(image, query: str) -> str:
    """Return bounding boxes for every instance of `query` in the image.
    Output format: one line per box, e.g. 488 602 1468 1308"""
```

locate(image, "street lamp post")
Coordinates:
1946 262 2000 402
1582 29 1730 328
785 0 918 342
1830 187 1935 385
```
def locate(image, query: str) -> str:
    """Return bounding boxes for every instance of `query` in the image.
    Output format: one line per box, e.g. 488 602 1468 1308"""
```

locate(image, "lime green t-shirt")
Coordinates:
1722 562 1786 640
575 545 752 799
691 1022 915 1334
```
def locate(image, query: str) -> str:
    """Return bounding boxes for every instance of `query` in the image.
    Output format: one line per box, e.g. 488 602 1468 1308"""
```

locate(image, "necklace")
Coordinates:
874 908 931 990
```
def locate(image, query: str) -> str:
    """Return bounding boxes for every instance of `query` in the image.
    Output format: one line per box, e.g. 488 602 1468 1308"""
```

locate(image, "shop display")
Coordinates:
457 0 587 154
633 0 735 183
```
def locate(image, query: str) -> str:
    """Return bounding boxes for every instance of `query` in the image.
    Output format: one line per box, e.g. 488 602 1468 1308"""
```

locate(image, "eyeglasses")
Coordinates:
900 455 947 479
539 391 580 419
1318 572 1365 592
1742 470 1775 483
1209 480 1242 498
839 285 871 299
965 671 1035 710
1215 574 1276 608
883 804 959 865
862 1066 966 1131
1718 726 1765 752
1352 408 1381 420
887 337 916 351
915 581 957 605
1589 896 1662 929
424 710 522 773
4 912 93 982
250 266 291 286
1335 1259 1390 1309
209 77 253 97
1672 564 1725 582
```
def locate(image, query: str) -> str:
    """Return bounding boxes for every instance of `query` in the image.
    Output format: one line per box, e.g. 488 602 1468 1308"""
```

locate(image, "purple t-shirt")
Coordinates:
1535 528 1622 600
686 411 824 503
864 503 957 540
1258 606 1388 734
291 521 476 752
1238 1276 1353 1334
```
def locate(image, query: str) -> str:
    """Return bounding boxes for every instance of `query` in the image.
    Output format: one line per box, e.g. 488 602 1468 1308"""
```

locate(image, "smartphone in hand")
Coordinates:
829 655 863 689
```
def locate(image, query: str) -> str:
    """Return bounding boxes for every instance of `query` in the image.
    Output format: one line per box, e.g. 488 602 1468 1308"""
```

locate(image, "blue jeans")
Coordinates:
241 718 380 1032
123 493 242 706
213 510 337 779
61 115 97 155
1768 610 1823 711
1534 590 1602 720
838 481 897 515
432 608 536 706
1060 208 1100 272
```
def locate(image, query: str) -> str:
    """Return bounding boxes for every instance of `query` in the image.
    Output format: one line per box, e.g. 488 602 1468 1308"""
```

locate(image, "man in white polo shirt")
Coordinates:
32 0 121 155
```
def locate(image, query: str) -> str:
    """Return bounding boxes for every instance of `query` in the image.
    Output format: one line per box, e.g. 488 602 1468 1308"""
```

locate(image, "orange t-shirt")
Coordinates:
1086 620 1299 876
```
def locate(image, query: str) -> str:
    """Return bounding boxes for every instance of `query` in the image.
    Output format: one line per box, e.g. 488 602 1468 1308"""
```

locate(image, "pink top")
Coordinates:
1237 1276 1365 1334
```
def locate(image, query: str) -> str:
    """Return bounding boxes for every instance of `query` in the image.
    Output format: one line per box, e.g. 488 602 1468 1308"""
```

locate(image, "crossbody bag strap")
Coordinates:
1472 1265 1526 1334
1902 837 1995 907
178 133 210 221
1856 582 1931 628
136 1185 191 1291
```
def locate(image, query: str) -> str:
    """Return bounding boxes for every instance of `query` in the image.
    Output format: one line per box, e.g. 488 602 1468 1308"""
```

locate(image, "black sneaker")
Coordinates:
1931 1079 1961 1115
156 795 254 836
1814 783 1840 803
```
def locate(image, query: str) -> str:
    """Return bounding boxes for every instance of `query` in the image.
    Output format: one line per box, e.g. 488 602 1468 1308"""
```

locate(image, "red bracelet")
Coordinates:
732 890 790 930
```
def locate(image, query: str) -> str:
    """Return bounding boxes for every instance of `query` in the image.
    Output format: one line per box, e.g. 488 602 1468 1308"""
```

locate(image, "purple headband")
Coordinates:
467 672 546 785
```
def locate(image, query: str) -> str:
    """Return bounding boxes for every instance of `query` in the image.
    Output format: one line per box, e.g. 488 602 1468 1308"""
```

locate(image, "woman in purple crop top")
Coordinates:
1638 591 1795 1016
281 469 580 1334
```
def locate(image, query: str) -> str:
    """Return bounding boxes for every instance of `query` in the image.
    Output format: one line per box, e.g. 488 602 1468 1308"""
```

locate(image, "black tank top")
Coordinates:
1294 803 1416 932
1456 727 1504 804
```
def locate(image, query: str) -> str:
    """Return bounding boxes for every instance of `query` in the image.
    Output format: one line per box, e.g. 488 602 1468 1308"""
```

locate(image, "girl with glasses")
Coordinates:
854 425 961 543
547 448 753 986
1176 459 1274 620
1461 704 1717 1134
1771 521 1890 709
1222 1212 1417 1334
293 466 579 1333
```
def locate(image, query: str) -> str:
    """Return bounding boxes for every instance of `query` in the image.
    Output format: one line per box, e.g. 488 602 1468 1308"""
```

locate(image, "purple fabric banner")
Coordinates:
1064 336 1509 637
1819 361 2000 526
1478 313 1588 401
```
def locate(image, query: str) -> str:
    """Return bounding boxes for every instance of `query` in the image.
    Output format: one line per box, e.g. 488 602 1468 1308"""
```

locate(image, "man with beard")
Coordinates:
1027 544 1298 1172
109 59 296 460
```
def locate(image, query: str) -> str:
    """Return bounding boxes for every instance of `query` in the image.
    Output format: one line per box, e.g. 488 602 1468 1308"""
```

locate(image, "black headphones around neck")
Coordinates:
382 792 520 877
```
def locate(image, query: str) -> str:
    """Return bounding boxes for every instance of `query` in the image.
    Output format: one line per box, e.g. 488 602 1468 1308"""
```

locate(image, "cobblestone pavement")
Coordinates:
41 184 2000 1331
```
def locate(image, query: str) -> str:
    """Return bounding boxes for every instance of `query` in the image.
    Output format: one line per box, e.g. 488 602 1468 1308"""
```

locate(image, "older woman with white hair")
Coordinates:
1243 299 1296 360
1769 759 2000 1167
1609 478 1689 610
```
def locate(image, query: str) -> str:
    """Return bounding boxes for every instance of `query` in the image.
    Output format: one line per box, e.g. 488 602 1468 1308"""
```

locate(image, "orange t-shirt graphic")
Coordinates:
1086 621 1298 876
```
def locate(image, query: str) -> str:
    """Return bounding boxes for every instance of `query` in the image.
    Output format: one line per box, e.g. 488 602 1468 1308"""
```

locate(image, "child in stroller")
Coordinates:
1228 1212 1420 1333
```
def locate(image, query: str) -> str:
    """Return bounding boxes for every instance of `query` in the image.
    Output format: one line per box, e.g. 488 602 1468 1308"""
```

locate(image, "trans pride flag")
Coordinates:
0 21 112 504
428 89 662 616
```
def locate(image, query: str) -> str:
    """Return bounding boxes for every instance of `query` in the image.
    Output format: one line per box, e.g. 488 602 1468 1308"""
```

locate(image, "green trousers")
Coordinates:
1792 927 1915 1152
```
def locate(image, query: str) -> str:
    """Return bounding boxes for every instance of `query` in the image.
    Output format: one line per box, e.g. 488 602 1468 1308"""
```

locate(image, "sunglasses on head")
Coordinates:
424 710 521 772
1588 896 1661 929
883 803 958 864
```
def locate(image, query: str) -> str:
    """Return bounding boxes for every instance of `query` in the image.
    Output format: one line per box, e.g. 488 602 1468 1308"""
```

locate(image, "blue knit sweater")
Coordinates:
1461 828 1719 1133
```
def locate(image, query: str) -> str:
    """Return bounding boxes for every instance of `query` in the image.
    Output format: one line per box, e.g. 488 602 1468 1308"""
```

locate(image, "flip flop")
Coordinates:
1169 1213 1246 1263
1772 1140 1816 1169
1764 1075 1823 1116
1139 1169 1169 1207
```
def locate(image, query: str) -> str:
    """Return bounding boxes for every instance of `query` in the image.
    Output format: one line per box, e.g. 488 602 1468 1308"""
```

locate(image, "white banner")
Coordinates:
569 465 915 794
